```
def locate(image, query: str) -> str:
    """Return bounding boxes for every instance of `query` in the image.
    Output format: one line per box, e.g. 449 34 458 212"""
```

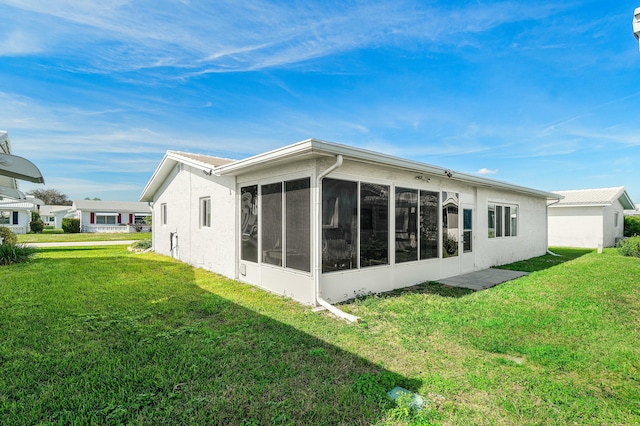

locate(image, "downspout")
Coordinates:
314 154 359 323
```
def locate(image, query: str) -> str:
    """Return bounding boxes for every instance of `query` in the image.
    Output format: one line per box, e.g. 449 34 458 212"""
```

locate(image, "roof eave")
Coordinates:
215 138 561 200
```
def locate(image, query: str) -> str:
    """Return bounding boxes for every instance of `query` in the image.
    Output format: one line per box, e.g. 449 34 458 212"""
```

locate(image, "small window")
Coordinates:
96 214 117 225
161 203 167 225
614 211 619 228
488 202 518 238
0 211 10 225
200 197 211 228
463 208 473 253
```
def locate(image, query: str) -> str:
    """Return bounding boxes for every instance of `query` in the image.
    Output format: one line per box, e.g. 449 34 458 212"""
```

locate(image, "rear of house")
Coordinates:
141 139 559 306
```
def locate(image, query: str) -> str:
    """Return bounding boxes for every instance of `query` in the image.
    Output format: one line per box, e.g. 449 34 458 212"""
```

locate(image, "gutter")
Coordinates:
314 154 359 323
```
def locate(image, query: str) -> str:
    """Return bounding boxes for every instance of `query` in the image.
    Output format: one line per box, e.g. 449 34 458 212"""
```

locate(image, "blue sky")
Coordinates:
1 1 639 202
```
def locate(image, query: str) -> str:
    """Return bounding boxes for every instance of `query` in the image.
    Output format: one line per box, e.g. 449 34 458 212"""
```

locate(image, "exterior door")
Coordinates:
461 206 475 273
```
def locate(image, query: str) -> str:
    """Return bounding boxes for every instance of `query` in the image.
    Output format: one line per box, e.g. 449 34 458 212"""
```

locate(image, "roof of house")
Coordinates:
550 186 635 210
141 138 562 202
40 205 73 215
0 200 35 210
72 200 151 213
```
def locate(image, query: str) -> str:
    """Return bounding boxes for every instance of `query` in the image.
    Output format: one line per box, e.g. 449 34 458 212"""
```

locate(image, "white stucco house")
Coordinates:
39 205 73 229
548 187 635 249
0 199 36 234
72 200 151 233
141 139 560 310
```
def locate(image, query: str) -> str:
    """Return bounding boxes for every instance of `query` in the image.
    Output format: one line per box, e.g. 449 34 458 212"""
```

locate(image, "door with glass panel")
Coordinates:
461 205 475 273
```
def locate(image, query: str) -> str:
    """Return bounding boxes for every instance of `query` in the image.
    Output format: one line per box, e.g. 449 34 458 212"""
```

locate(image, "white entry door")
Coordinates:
461 206 475 273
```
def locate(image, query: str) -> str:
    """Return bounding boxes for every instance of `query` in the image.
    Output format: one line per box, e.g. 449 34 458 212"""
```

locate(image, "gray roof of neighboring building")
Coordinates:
551 186 635 210
72 200 151 213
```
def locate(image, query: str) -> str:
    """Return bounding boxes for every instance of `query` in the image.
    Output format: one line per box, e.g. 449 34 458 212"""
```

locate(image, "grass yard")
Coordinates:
0 246 638 425
17 232 151 243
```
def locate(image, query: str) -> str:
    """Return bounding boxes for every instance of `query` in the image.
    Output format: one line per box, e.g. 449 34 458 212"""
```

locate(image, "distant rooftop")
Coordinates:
551 186 635 210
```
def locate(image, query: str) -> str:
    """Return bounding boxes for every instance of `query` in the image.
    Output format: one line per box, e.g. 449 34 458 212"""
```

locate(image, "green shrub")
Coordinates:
624 216 640 237
131 239 152 250
0 227 17 245
30 220 44 233
0 243 36 265
616 236 640 258
62 218 81 233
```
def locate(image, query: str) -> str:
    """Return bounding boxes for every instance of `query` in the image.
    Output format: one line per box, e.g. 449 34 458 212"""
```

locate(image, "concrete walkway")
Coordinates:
436 268 529 291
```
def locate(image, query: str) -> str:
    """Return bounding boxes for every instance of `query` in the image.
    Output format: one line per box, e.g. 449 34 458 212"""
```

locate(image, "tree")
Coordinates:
26 189 72 206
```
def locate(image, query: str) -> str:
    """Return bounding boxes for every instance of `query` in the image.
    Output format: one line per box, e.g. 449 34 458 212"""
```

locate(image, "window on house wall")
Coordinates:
259 179 311 272
261 182 283 267
463 208 473 253
241 185 259 262
96 214 117 225
322 178 358 272
0 211 10 225
614 211 619 228
134 214 147 224
488 204 495 238
161 203 167 225
488 203 518 238
200 197 211 228
395 187 418 263
360 183 389 267
420 190 439 260
442 192 459 258
285 178 311 272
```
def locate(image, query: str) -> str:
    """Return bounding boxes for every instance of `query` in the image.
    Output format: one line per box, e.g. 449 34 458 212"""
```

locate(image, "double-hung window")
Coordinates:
488 203 518 238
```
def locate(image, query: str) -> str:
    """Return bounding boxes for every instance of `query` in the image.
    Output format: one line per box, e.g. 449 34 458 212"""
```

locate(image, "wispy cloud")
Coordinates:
0 0 571 75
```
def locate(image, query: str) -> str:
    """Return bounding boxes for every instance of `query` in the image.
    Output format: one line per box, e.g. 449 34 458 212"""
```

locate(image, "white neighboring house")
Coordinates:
0 199 36 234
625 204 640 216
39 205 73 229
72 200 152 233
548 187 635 249
141 139 561 307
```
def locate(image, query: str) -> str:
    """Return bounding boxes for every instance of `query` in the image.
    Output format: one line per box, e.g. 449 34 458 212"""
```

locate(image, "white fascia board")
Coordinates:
215 138 561 200
140 150 224 202
549 203 609 208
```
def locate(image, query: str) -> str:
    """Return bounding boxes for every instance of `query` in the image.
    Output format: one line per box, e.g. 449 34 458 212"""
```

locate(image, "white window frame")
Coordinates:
161 203 167 225
0 211 10 225
95 214 117 225
488 202 518 238
200 197 211 228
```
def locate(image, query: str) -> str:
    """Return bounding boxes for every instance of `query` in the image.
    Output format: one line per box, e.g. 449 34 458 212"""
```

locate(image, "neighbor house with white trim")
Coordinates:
141 139 560 308
0 199 36 234
72 200 151 233
548 186 635 249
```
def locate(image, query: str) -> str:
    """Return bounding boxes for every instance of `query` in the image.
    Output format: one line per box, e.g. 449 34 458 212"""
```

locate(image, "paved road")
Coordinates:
26 240 138 247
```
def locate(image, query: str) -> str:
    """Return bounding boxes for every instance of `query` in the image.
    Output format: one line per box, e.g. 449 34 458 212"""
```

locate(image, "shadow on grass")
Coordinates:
1 248 418 425
494 247 594 273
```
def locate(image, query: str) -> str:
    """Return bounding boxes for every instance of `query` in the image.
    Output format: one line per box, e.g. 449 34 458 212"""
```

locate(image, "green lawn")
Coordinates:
17 232 151 243
0 246 638 424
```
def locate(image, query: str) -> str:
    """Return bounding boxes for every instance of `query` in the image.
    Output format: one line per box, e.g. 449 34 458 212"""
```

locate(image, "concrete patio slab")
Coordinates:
436 268 529 291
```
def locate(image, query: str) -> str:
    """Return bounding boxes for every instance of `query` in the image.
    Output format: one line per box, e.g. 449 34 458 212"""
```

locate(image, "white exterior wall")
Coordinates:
0 210 30 234
474 188 549 269
548 206 603 248
318 161 548 303
152 164 237 278
150 156 551 306
603 200 625 247
236 159 317 304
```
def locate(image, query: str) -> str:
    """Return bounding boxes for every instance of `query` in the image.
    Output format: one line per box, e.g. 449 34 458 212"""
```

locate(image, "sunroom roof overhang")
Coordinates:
215 138 561 201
